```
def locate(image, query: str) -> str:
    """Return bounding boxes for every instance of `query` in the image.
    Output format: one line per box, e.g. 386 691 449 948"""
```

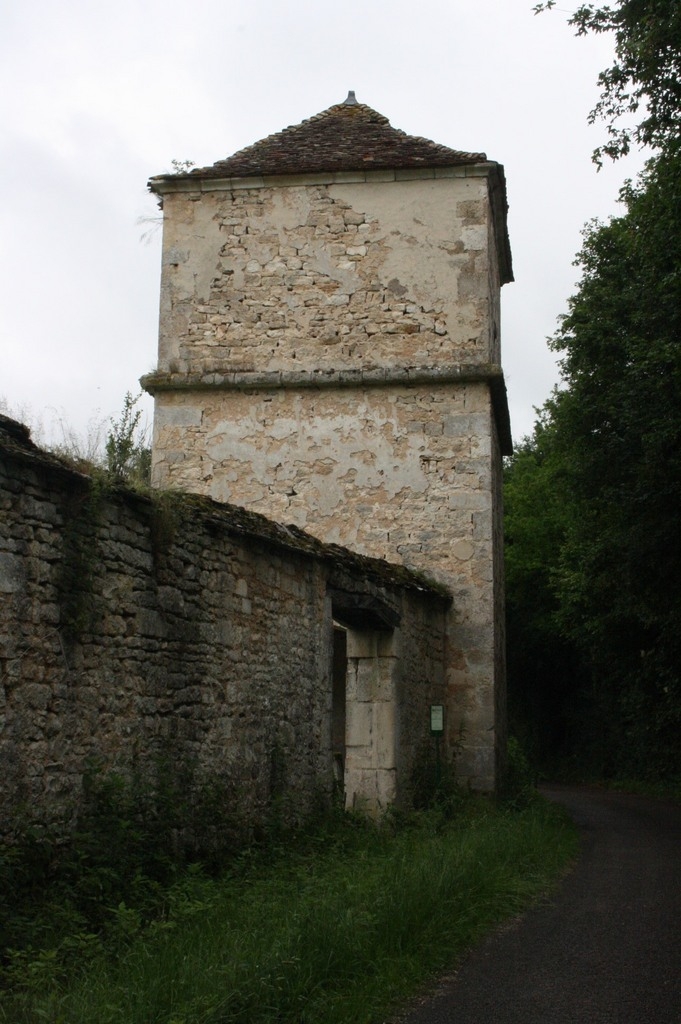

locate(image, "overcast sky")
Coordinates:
0 0 646 448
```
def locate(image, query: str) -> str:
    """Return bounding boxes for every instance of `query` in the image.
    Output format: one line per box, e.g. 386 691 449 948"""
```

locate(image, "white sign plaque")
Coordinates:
430 704 444 735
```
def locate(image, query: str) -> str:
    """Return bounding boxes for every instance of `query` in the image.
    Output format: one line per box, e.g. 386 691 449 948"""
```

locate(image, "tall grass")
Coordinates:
2 799 577 1024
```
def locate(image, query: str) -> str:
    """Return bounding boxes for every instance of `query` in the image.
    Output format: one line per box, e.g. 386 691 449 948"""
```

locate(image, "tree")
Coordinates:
503 415 586 767
549 152 681 774
535 0 681 161
510 0 681 779
507 151 681 777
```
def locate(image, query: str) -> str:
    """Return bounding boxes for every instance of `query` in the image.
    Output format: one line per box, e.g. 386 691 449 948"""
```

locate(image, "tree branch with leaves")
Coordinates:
535 0 681 161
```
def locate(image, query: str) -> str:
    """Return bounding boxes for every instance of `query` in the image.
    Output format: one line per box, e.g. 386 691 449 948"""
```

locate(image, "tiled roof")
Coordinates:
163 94 487 181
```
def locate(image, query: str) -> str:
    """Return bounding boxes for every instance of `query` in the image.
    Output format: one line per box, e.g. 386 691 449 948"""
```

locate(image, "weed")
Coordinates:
0 760 247 999
105 391 150 485
0 794 577 1024
500 737 539 810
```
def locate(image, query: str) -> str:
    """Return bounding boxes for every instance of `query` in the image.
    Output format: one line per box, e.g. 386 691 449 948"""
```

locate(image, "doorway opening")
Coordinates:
331 624 347 793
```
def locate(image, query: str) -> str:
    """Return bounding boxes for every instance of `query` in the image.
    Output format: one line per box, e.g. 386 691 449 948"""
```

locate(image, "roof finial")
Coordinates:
343 90 358 105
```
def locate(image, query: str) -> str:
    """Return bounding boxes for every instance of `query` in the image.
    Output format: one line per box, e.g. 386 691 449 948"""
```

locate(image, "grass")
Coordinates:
1 797 578 1024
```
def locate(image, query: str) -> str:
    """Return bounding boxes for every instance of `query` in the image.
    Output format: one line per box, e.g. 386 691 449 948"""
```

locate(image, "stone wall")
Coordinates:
0 416 449 837
153 175 497 379
144 168 510 791
150 379 501 782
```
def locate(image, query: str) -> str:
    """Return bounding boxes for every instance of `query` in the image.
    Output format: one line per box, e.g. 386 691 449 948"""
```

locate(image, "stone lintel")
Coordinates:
329 587 401 631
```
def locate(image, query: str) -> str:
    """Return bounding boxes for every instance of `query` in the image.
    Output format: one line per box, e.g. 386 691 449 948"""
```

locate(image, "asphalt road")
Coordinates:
396 785 681 1023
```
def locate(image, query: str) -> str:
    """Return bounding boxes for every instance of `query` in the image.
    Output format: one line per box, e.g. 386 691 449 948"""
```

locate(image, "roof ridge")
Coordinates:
220 99 393 169
298 99 391 127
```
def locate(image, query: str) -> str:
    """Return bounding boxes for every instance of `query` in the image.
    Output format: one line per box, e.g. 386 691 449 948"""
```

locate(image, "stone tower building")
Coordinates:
142 94 513 792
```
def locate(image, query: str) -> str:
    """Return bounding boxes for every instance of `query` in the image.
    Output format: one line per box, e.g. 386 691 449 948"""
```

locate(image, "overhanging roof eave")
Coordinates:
147 160 502 196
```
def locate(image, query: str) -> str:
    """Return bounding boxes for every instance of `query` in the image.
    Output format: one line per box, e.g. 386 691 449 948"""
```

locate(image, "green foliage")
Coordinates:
499 739 539 810
551 153 681 776
511 1 681 781
1 391 151 484
105 391 151 485
505 150 681 781
0 762 245 1001
410 741 467 818
170 158 196 174
1 798 577 1023
503 425 587 767
535 0 681 161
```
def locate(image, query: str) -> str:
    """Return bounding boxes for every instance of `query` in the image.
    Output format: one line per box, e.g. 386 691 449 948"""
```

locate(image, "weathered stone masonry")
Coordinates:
0 415 449 835
143 96 513 790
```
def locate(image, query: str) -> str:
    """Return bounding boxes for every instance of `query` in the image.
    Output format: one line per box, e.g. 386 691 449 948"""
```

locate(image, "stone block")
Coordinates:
374 702 397 769
156 406 203 428
346 701 372 750
345 632 378 660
